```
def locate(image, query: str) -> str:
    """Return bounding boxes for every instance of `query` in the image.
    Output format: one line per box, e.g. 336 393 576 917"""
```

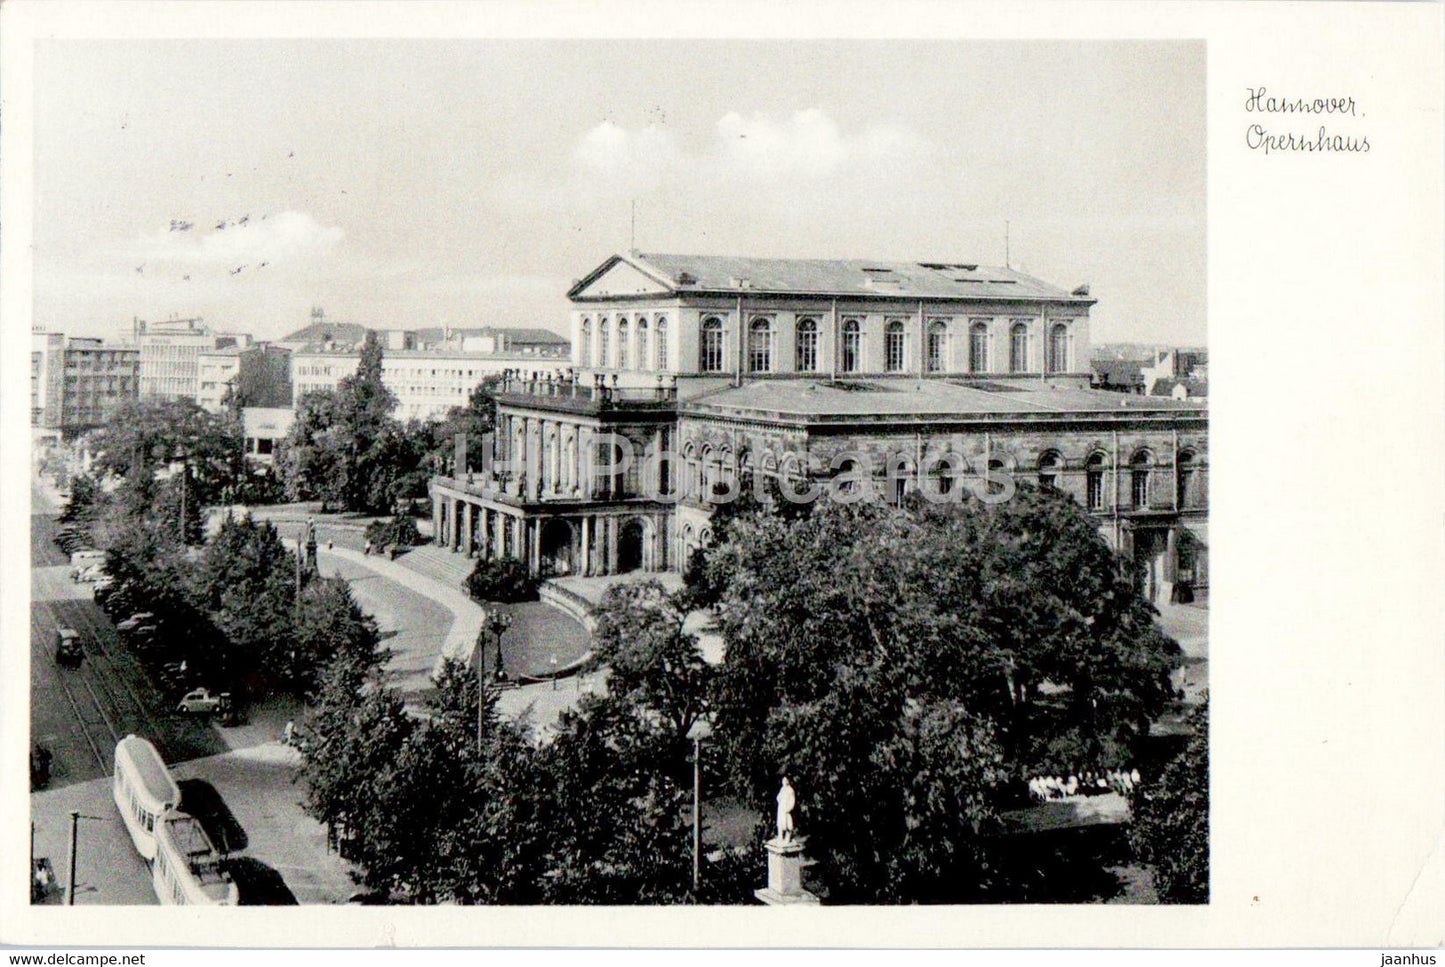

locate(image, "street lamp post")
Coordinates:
686 718 712 897
488 609 513 683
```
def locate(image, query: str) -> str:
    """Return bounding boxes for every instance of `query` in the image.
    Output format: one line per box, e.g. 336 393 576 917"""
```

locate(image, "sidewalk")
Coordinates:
317 545 484 683
318 546 595 733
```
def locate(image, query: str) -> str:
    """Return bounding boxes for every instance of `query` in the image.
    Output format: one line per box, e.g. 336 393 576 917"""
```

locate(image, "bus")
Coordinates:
112 735 181 861
152 811 239 906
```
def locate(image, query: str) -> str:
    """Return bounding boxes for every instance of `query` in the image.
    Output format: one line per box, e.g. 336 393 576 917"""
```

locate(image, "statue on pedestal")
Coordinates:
775 776 797 842
756 774 818 905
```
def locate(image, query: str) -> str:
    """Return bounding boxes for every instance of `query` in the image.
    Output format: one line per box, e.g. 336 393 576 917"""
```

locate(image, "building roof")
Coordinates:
1091 359 1145 385
412 326 569 346
571 252 1094 305
277 321 373 348
680 378 1205 424
1151 377 1209 398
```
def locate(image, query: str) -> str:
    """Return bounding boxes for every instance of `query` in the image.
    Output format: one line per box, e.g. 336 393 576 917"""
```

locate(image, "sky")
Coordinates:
33 39 1205 345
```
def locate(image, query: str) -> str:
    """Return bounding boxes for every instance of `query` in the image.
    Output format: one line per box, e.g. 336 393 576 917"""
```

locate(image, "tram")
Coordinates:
112 735 181 861
152 811 239 906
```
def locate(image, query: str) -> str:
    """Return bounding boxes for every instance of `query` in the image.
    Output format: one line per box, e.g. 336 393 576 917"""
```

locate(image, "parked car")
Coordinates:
55 628 84 666
176 687 230 715
69 549 106 571
73 564 106 583
116 612 156 633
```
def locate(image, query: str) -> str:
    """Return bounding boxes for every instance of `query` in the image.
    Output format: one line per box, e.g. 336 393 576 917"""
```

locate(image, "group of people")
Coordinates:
1027 768 1141 801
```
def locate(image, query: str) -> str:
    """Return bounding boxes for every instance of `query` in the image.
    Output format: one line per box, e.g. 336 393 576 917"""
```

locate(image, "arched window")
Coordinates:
841 319 862 373
1010 321 1029 373
580 319 592 366
617 318 630 369
795 317 819 372
969 320 989 373
1176 450 1196 508
1048 323 1070 374
885 320 906 372
1038 450 1062 490
700 316 724 373
599 318 610 368
748 317 772 373
927 321 948 373
656 317 669 369
1130 450 1152 508
636 319 648 372
1086 451 1107 510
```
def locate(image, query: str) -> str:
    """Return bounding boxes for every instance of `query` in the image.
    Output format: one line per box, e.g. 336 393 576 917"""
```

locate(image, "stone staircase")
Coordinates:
394 543 476 590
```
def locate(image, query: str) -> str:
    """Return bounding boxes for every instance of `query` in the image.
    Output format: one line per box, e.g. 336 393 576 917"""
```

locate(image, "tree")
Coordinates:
705 492 1181 786
464 557 537 603
591 580 709 745
298 658 414 865
528 693 700 904
293 577 387 692
1129 702 1208 903
439 378 500 474
86 397 244 505
277 333 404 514
200 514 298 687
277 391 350 509
696 493 1181 901
364 516 424 551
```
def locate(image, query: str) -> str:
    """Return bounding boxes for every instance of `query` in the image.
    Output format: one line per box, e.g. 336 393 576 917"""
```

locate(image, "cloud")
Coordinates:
572 121 679 195
567 109 930 195
714 109 850 179
135 211 343 267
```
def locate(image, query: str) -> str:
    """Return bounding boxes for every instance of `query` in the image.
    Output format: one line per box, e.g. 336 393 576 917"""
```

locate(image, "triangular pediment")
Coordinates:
569 256 674 300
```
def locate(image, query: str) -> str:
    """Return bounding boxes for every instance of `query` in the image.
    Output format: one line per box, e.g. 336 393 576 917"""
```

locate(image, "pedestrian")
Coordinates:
283 720 295 746
364 540 372 556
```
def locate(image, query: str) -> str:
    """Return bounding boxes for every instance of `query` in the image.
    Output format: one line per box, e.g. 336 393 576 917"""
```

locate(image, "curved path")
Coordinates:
311 544 599 734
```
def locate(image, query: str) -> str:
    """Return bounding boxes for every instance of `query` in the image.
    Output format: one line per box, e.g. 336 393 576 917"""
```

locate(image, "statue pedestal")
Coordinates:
754 836 819 906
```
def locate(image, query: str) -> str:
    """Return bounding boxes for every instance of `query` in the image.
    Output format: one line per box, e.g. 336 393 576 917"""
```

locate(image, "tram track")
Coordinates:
53 671 111 776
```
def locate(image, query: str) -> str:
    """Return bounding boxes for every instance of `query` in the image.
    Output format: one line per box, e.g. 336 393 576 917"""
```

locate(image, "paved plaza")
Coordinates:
30 743 357 906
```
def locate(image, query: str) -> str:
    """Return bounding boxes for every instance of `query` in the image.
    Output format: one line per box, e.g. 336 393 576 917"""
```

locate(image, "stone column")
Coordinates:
529 519 541 575
580 516 592 576
605 517 619 574
433 493 444 547
463 502 475 557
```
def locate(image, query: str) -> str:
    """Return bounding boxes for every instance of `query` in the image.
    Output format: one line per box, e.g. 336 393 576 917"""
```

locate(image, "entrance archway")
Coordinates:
539 519 575 576
1132 528 1168 603
617 517 646 573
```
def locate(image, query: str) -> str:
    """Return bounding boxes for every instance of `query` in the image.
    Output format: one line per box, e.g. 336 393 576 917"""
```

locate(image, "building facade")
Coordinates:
35 336 141 437
130 316 218 401
241 407 297 465
429 253 1209 602
291 348 570 421
197 344 293 413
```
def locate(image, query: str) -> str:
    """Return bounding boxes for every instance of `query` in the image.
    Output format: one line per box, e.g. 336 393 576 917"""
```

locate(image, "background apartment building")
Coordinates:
32 331 140 438
283 311 571 421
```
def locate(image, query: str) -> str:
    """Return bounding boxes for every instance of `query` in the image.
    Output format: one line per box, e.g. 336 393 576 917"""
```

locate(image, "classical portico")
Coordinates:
428 372 676 578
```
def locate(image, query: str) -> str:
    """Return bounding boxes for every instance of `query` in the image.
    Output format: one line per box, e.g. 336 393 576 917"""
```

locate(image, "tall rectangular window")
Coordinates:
1009 321 1029 372
841 320 861 373
700 317 725 372
885 321 906 372
656 318 669 369
795 318 818 371
969 321 990 373
748 318 772 373
926 322 947 373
